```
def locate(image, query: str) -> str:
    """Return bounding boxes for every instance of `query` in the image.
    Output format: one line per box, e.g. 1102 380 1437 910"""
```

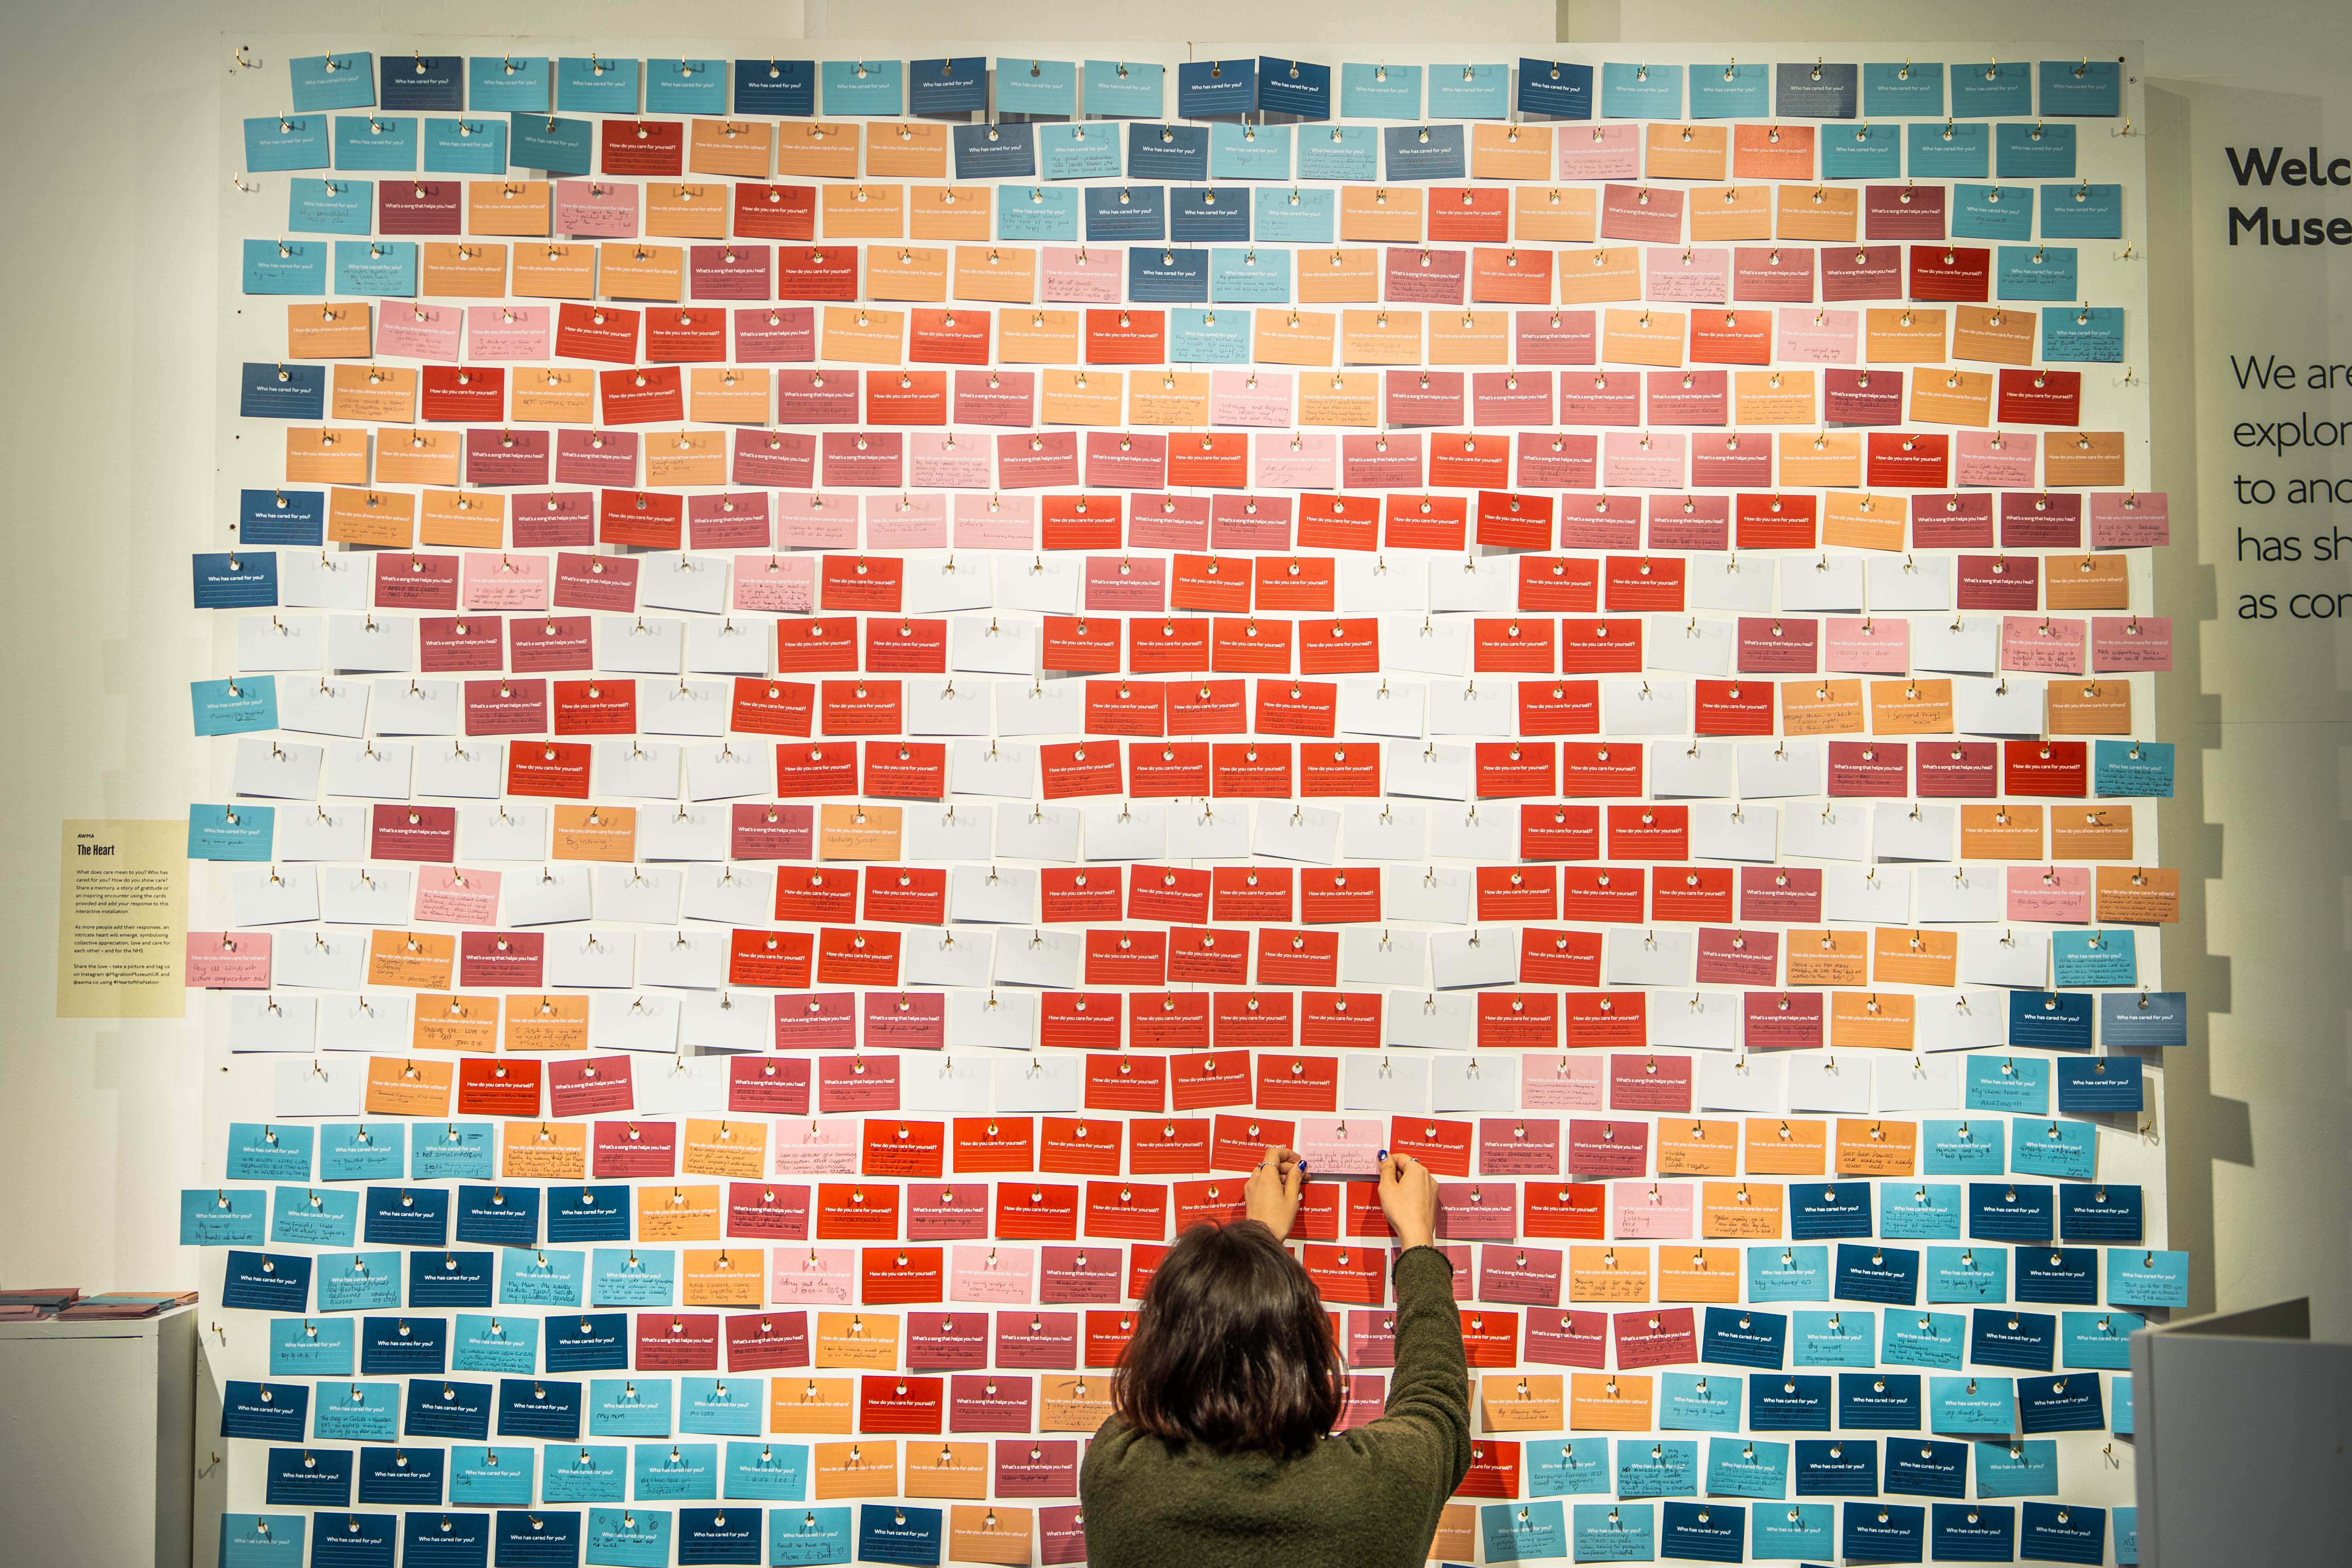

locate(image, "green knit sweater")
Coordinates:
1079 1246 1473 1568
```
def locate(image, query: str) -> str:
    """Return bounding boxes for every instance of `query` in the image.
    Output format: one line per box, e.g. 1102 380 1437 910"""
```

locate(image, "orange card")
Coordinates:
362 1056 451 1117
821 184 906 239
1829 992 1917 1051
1775 183 1859 241
908 186 992 240
1744 1117 1828 1176
1700 1181 1784 1238
1869 677 1954 734
1339 186 1425 242
500 1119 587 1179
1689 186 1774 242
1514 186 1599 243
1781 678 1865 737
1568 1372 1653 1430
1835 1117 1918 1176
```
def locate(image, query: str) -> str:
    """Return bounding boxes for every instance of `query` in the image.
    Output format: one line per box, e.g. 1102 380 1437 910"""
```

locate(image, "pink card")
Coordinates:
1210 369 1294 426
906 1311 990 1369
375 302 462 359
1345 1307 1397 1366
1435 1182 1519 1241
816 1055 899 1113
1478 1244 1565 1307
1954 430 2037 487
1775 308 1861 364
554 179 639 237
1294 1117 1382 1176
1610 1181 1695 1240
1559 123 1641 179
1599 183 1683 243
685 492 770 551
2092 615 2171 672
1038 1246 1121 1304
1083 555 1165 613
185 931 271 988
2000 614 2086 674
1039 247 1121 304
1478 1118 1562 1177
773 493 858 548
1696 927 1779 986
2089 491 2170 548
1822 615 1910 674
768 1246 857 1305
1601 430 1686 489
2006 864 2091 922
1127 495 1209 550
769 1118 860 1175
951 493 1035 550
1255 432 1337 489
949 1244 1035 1303
1612 1307 1698 1368
733 553 816 612
1333 1372 1388 1430
1607 1054 1693 1113
866 493 949 548
1645 247 1730 304
465 304 550 360
906 434 991 490
907 1183 990 1240
995 1309 1079 1368
461 552 548 612
1520 1054 1607 1111
414 866 500 924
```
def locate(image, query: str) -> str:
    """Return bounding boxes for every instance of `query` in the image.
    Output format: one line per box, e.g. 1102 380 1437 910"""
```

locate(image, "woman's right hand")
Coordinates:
1376 1150 1439 1251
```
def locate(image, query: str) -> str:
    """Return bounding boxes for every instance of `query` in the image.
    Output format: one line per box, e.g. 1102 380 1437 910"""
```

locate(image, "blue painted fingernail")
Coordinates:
1376 1149 1388 1161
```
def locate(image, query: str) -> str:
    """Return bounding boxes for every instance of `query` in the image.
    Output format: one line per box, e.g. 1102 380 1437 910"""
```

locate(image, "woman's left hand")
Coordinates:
1243 1145 1306 1239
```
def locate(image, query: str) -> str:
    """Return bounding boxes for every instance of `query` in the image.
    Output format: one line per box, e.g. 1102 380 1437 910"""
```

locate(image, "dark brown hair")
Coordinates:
1111 1219 1344 1455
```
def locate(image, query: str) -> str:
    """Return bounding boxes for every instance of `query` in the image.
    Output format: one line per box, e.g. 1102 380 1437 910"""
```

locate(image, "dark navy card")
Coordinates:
381 55 465 112
734 60 814 117
1129 124 1209 181
1842 1500 1924 1562
401 1509 491 1568
952 123 1036 180
1835 1243 1920 1306
1838 1373 1922 1430
2016 1247 2098 1306
1170 187 1249 241
1258 56 1332 120
310 1511 397 1568
1751 1374 1834 1431
356 1447 445 1505
403 1378 493 1440
497 1377 583 1440
1884 1439 1968 1499
2010 991 2094 1050
194 552 277 608
221 1250 312 1313
1084 185 1166 241
1177 59 1256 118
1969 1309 2055 1372
2055 1056 2142 1113
494 1508 580 1567
409 1250 497 1308
1129 248 1210 303
856 1504 942 1568
1775 61 1859 118
1701 1306 1786 1370
365 1188 451 1248
1792 1183 1875 1241
679 1507 762 1565
1794 1438 1879 1496
359 1316 446 1376
1932 1501 2016 1562
238 488 325 546
220 1381 309 1440
239 362 326 420
1383 124 1467 181
454 1185 540 1248
2058 1184 2143 1244
910 58 987 115
264 1446 352 1507
2019 1500 2105 1564
1518 59 1593 119
544 1187 630 1244
546 1312 630 1373
1969 1183 2054 1243
1659 1499 1745 1564
2016 1372 2105 1433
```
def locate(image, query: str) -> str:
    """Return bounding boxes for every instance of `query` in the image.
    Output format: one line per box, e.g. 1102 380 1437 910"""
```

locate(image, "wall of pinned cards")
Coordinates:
198 36 2171 1568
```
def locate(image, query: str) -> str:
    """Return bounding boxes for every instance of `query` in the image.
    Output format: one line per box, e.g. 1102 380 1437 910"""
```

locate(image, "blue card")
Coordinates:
404 1378 493 1441
1863 61 1944 117
997 59 1076 118
589 1376 671 1437
510 114 593 177
317 1251 402 1312
854 1504 939 1568
1971 1308 2056 1371
999 183 1079 241
380 54 463 112
188 802 273 860
1882 1309 1967 1370
334 238 418 296
2061 1309 2142 1369
1383 124 1466 181
1210 247 1289 303
1602 62 1681 119
1171 187 1249 241
953 124 1035 181
412 1123 495 1182
1131 247 1209 304
545 1186 630 1244
2117 1505 2139 1564
585 1507 669 1566
724 1440 807 1501
497 1377 583 1442
557 56 641 114
2012 1119 2097 1182
1953 62 2033 118
1971 1181 2055 1242
264 1446 351 1508
1908 120 1990 179
2056 1054 2142 1114
590 1247 676 1308
219 1512 305 1568
1343 63 1423 120
2053 929 2137 987
1130 123 1209 182
1950 183 2035 241
1836 1243 1920 1306
1516 59 1590 120
1527 1437 1612 1496
1792 1309 1876 1367
1881 1182 1965 1241
2041 59 2123 117
242 239 328 296
1967 1055 2049 1114
1821 122 1901 179
222 1250 311 1313
680 1378 763 1436
1690 63 1769 120
1484 1499 1567 1562
1659 1372 1742 1433
1974 1438 2058 1497
1297 125 1378 182
1257 185 1336 243
1701 1305 1785 1369
2113 1374 2134 1433
1792 1182 1875 1240
1703 1437 1786 1500
1037 125 1120 181
2011 991 2094 1050
451 1312 537 1374
181 1188 266 1246
355 1446 442 1505
1169 309 1249 364
646 59 726 115
1084 185 1165 241
1751 1374 1833 1431
542 1443 625 1501
332 114 418 172
291 52 375 111
548 1312 631 1373
244 115 330 173
2095 739 2175 797
271 1185 358 1248
452 1183 537 1247
1658 1499 1743 1564
1924 1246 2009 1304
359 1315 445 1375
1083 59 1164 118
1885 1438 1968 1498
1211 122 1291 181
222 1381 309 1441
194 549 279 609
735 59 814 117
1794 1438 1878 1495
230 1122 315 1182
314 1380 399 1441
1429 64 1509 122
2044 305 2126 363
399 1509 489 1565
238 363 325 421
1776 61 1859 118
1921 1121 2005 1177
2107 1248 2190 1307
1932 1501 2015 1562
903 55 983 116
493 1508 575 1566
328 1127 408 1183
446 1444 534 1507
422 118 505 175
1998 244 2079 300
191 676 277 736
2016 1372 2104 1433
2043 181 2125 239
289 177 373 234
467 55 548 112
238 487 324 544
410 1250 496 1309
1998 122 2078 179
2021 1500 2106 1565
636 1441 721 1500
1260 57 1333 120
1751 1501 1832 1560
1570 1501 1654 1562
1839 1371 1922 1429
1749 1244 1831 1302
1842 1500 1925 1562
1176 59 1255 120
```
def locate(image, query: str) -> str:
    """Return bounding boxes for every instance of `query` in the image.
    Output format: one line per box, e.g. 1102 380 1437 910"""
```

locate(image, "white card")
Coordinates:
592 865 684 924
639 801 729 860
279 551 370 611
369 677 460 735
1166 799 1250 859
638 553 730 615
1651 990 1741 1051
1865 554 1952 611
950 864 1037 924
1783 1052 1872 1113
227 991 319 1052
233 863 321 926
1425 555 1514 613
1652 740 1736 799
995 678 1087 738
327 614 413 670
273 1055 365 1116
1954 675 2044 735
904 555 995 614
1689 802 1778 862
1777 553 1865 612
1427 801 1517 860
906 928 995 988
1824 866 1913 925
1252 802 1342 864
1782 800 1871 862
683 743 768 802
1079 799 1166 861
595 739 683 799
681 863 773 925
1645 615 1733 677
1339 676 1426 738
1604 678 1688 736
1386 866 1473 926
1873 802 1956 863
1874 1054 1960 1112
1426 679 1516 736
1343 1053 1430 1114
277 675 372 739
991 1050 1080 1111
1384 740 1473 799
544 928 637 989
505 865 593 926
1697 1052 1782 1112
596 615 683 675
1688 553 1775 611
993 802 1081 863
994 554 1079 614
904 801 994 862
632 1052 730 1112
1960 927 2048 988
681 990 767 1052
642 679 732 738
319 866 411 926
457 801 548 862
1343 928 1429 988
1915 866 2001 924
233 738 324 800
1915 991 2010 1053
686 616 769 675
1912 616 1999 674
1337 553 1427 613
907 679 993 736
1380 615 1472 677
319 991 411 1052
413 738 503 800
899 1055 992 1113
1429 1053 1518 1111
269 929 367 989
323 738 414 801
1383 989 1473 1050
950 615 1038 675
946 986 1033 1050
1342 799 1429 862
639 929 727 989
590 991 681 1052
1606 928 1692 986
1737 741 1822 798
992 928 1083 989
1429 928 1515 989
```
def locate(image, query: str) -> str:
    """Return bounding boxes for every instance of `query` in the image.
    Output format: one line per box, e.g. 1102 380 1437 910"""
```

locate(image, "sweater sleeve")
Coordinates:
1367 1244 1474 1494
